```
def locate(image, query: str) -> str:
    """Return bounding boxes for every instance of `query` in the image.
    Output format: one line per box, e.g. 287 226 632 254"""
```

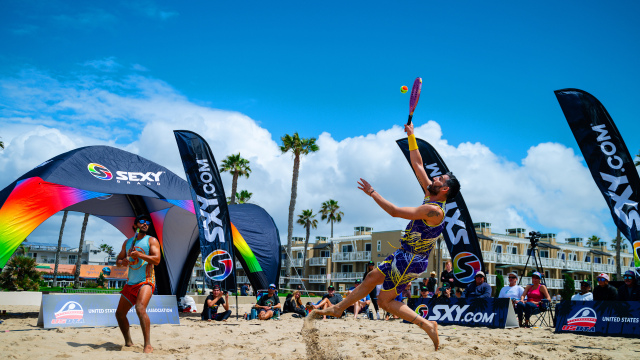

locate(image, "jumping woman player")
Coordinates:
311 123 460 351
115 215 161 353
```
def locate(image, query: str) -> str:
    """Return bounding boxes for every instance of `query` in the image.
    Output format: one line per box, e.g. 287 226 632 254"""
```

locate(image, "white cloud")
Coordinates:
0 64 619 252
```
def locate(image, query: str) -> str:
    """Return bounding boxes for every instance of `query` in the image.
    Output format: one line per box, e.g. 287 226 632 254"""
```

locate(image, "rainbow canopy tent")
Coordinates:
0 146 281 297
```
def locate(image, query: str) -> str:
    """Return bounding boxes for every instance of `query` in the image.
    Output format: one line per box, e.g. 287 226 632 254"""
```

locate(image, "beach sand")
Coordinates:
1 304 638 360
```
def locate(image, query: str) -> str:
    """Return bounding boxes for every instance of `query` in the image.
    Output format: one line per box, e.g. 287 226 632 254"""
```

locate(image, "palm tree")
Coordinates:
586 235 600 248
613 229 622 279
635 150 640 166
236 190 253 204
296 209 318 277
52 211 69 287
220 153 251 205
280 133 319 284
0 255 41 291
320 199 344 238
73 214 90 289
0 138 4 149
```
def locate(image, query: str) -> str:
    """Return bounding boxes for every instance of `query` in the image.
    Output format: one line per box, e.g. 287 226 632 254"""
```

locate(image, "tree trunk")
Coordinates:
286 153 301 287
330 219 334 239
53 211 68 287
230 172 238 205
302 223 310 278
616 228 622 279
73 214 90 289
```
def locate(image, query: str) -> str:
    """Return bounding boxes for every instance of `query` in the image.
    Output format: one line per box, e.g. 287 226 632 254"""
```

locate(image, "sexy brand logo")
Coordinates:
204 249 233 281
453 252 482 284
427 304 495 323
87 163 112 180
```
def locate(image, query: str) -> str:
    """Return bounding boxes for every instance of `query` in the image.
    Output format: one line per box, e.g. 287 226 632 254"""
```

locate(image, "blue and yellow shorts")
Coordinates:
377 249 429 295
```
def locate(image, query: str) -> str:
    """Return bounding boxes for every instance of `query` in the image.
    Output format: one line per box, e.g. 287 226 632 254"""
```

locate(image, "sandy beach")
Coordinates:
1 304 638 360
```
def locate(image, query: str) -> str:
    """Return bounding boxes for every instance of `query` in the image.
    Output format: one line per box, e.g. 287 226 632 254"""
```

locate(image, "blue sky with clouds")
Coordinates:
1 1 640 250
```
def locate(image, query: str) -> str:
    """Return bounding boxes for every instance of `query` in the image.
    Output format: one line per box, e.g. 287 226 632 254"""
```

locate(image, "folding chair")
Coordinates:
530 299 553 327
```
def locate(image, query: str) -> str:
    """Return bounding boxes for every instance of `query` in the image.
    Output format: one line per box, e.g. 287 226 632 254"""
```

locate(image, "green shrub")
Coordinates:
85 281 99 289
560 273 575 301
0 255 41 291
494 272 504 298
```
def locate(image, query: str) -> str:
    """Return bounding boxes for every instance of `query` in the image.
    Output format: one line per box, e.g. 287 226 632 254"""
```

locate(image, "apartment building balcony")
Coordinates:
486 275 581 290
289 258 304 267
332 251 371 262
309 275 327 283
309 258 328 266
441 248 622 274
331 272 365 282
237 276 249 284
288 277 303 284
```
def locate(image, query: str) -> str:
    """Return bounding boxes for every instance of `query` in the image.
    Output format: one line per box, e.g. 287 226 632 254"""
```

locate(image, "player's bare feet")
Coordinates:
124 341 134 347
313 305 342 318
143 344 153 353
419 320 439 351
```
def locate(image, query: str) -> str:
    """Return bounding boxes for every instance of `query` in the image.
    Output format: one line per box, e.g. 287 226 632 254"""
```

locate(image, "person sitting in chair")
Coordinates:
593 273 617 301
499 272 525 310
617 270 640 301
346 279 371 319
254 284 282 320
516 272 551 328
571 280 593 301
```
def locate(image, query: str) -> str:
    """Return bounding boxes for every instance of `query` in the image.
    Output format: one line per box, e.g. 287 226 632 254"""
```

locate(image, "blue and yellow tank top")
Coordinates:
399 196 446 256
125 234 156 286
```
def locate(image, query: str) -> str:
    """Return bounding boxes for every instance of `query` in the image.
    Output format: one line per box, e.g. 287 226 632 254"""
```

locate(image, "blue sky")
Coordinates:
1 1 640 250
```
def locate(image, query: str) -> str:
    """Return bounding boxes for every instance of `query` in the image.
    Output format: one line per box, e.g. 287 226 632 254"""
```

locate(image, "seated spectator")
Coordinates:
201 285 232 321
593 273 618 301
455 288 463 299
346 279 371 319
418 285 430 298
571 280 593 301
434 283 451 304
516 272 551 328
499 272 525 309
617 270 640 301
254 283 282 320
283 290 307 317
464 271 492 300
313 285 344 319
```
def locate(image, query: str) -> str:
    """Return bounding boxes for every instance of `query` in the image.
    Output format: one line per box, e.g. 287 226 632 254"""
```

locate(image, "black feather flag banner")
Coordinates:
555 89 640 274
397 138 485 288
174 130 236 291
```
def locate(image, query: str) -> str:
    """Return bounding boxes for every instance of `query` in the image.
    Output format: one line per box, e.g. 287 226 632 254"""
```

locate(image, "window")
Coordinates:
377 241 381 252
281 253 287 260
495 245 502 254
585 255 591 262
540 250 549 258
68 255 77 264
320 250 330 258
297 252 303 259
280 270 286 277
574 275 578 280
341 264 353 273
342 245 353 253
365 243 371 252
594 257 601 264
319 285 325 291
608 258 614 265
544 270 550 279
559 253 565 260
320 267 326 275
496 269 503 276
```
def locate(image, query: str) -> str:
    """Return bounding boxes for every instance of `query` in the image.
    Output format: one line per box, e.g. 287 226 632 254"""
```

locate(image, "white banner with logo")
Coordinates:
37 294 179 328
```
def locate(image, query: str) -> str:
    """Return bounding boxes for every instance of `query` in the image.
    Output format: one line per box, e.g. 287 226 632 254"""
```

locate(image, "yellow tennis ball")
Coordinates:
400 85 408 93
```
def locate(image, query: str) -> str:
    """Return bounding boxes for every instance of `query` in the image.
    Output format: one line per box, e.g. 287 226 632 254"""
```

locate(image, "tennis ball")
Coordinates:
400 85 408 93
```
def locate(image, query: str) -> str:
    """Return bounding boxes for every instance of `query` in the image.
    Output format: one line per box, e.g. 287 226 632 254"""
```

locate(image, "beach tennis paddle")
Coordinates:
407 77 422 125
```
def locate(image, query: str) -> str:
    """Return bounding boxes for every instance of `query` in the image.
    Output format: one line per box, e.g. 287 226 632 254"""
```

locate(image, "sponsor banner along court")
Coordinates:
407 297 518 329
555 300 640 338
38 294 179 329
